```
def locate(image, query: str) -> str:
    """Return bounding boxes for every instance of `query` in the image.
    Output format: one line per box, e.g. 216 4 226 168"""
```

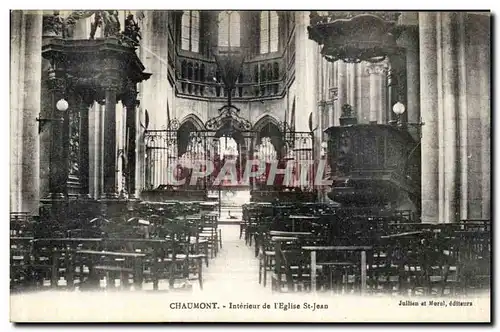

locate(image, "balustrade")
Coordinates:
175 55 286 100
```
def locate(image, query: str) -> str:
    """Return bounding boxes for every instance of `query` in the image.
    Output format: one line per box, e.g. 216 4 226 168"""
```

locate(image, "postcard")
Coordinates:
9 9 491 323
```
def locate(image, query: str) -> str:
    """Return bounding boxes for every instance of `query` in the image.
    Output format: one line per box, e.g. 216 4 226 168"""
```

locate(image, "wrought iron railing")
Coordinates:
143 127 316 192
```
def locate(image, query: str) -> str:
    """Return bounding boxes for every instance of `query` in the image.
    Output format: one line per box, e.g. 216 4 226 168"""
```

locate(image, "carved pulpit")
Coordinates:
325 123 421 212
39 13 151 230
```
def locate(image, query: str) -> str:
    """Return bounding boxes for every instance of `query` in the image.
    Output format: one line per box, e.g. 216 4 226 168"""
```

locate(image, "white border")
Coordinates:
1 2 498 331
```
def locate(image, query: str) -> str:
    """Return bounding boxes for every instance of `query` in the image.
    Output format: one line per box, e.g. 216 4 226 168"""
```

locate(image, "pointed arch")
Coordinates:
253 114 284 159
178 114 205 157
252 114 282 133
179 113 205 131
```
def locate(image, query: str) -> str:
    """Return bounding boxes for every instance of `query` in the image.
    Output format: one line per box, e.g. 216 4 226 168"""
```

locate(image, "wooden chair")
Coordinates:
199 213 220 258
258 232 275 287
271 233 318 293
154 220 204 290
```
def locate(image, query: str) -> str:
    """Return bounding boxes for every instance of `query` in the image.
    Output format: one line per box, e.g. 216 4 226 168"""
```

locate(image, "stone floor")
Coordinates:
195 225 268 295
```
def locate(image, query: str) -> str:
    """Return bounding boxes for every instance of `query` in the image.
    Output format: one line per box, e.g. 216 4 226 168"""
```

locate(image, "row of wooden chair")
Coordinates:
240 204 490 296
10 208 223 293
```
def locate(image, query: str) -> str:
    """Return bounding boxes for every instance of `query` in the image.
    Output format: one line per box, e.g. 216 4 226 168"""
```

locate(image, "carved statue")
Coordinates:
89 10 121 39
64 11 94 37
43 10 142 48
42 11 64 36
103 10 121 37
123 14 142 46
89 11 103 39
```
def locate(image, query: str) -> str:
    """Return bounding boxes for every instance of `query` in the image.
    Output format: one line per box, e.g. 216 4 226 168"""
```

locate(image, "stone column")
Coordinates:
123 89 139 199
294 11 317 188
419 13 439 223
367 61 388 124
458 13 490 220
441 12 459 223
336 61 347 124
78 92 93 199
10 10 24 212
140 11 169 130
347 63 357 111
89 102 104 199
294 11 318 132
46 72 68 199
397 26 420 129
10 11 43 214
355 63 364 123
101 83 119 199
477 16 490 220
329 61 338 127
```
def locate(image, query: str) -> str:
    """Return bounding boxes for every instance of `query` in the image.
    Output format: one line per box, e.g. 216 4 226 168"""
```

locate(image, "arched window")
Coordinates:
218 11 240 47
260 11 279 54
181 10 200 52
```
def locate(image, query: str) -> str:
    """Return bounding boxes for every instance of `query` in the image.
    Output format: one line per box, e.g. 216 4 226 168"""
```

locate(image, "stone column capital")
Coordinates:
366 61 389 75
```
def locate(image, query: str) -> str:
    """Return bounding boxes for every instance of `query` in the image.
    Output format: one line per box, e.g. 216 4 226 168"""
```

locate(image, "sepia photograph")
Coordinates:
8 7 492 323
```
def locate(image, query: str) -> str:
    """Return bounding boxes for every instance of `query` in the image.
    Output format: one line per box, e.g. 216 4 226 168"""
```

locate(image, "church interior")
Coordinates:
9 10 491 308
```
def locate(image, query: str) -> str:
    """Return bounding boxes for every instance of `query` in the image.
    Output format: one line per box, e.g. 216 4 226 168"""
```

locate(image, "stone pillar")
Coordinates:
10 10 24 212
355 63 364 122
419 13 439 223
477 17 490 220
88 102 104 199
294 11 319 132
336 61 347 124
101 84 119 199
441 12 459 223
123 89 139 199
10 11 43 214
78 92 93 199
397 26 420 129
367 62 388 124
140 11 169 130
46 73 68 199
419 12 490 223
329 61 338 127
294 11 317 189
347 63 357 111
459 13 490 219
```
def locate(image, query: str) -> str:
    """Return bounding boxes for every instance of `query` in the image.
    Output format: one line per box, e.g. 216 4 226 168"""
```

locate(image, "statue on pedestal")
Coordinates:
89 10 121 39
